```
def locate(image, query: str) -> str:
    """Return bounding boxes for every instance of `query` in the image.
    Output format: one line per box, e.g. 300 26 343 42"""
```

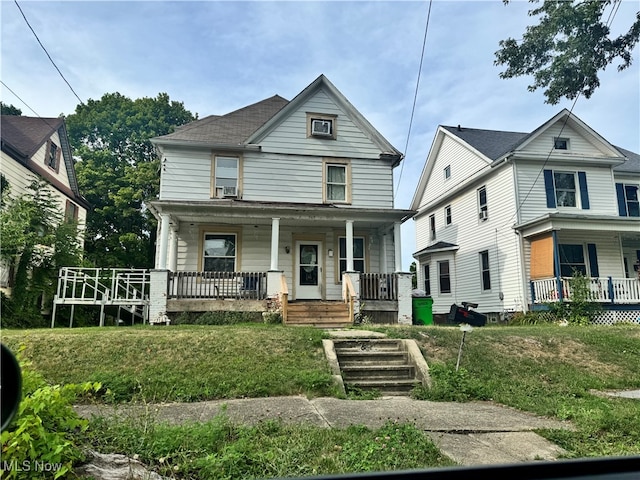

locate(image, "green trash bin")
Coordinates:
412 296 433 325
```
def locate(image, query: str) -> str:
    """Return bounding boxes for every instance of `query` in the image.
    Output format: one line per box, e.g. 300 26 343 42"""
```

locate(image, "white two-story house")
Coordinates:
1 115 89 294
148 75 415 325
411 109 640 324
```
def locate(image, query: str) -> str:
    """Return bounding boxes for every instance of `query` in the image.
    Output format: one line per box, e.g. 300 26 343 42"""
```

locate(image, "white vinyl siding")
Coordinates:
159 147 213 200
417 134 489 209
258 90 383 159
520 123 614 157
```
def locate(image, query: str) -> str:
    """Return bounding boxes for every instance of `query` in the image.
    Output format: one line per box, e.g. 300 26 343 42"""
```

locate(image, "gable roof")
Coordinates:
153 95 288 147
411 110 638 211
1 115 88 207
152 75 402 163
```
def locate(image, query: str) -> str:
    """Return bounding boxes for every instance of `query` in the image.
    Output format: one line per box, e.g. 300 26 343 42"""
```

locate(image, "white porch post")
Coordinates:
157 214 170 270
381 233 388 274
168 225 178 272
346 220 354 272
270 217 280 271
393 222 402 272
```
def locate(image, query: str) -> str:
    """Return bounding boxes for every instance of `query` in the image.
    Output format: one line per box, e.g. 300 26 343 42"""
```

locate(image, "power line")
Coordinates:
14 0 84 106
394 0 433 201
1 80 63 132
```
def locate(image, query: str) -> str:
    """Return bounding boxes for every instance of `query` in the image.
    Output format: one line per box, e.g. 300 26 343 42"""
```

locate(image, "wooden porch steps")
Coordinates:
285 301 352 328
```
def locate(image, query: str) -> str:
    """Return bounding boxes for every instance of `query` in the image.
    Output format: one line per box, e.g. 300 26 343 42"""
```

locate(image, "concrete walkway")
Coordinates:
76 396 574 466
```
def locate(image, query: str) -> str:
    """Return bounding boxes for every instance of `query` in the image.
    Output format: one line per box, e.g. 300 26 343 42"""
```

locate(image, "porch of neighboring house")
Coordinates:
147 202 416 326
523 222 640 324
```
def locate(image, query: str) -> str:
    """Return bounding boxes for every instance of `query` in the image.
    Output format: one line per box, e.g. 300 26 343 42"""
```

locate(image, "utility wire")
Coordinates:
1 80 64 133
394 0 433 201
14 0 84 106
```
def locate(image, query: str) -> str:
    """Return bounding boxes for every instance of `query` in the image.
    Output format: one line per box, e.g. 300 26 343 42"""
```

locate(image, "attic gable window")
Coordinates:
46 140 60 172
307 113 337 140
554 137 569 150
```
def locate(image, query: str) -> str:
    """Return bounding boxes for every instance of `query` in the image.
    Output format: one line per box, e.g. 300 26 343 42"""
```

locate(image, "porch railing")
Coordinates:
531 277 640 304
168 271 267 300
360 273 398 300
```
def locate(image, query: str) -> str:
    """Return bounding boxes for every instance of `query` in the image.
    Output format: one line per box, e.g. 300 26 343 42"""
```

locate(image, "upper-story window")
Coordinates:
308 113 337 140
544 169 589 210
46 141 60 172
616 183 639 217
554 137 570 150
478 186 488 221
444 165 451 180
324 159 351 203
445 205 452 226
65 200 78 223
429 214 436 240
213 156 240 198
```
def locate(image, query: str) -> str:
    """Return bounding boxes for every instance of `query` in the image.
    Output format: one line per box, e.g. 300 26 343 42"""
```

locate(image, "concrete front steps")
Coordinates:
332 339 426 396
285 301 352 328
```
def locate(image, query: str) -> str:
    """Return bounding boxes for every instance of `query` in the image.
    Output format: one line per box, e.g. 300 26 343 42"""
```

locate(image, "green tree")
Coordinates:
495 0 640 104
0 179 83 326
410 261 417 289
0 102 22 115
66 93 196 267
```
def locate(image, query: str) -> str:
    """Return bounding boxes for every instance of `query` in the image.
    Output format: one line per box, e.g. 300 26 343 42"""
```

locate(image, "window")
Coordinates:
438 260 451 294
429 214 436 240
46 141 59 171
554 137 569 150
65 200 78 223
324 159 351 203
480 250 491 291
616 183 639 217
553 172 577 207
478 186 488 221
423 264 431 296
558 244 586 277
213 156 239 198
444 165 451 179
445 205 452 226
339 237 365 273
307 113 337 140
544 169 589 209
203 233 236 272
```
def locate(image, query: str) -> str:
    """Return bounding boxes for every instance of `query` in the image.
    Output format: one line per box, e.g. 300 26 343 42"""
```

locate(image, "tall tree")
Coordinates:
1 102 22 115
495 0 640 104
66 93 196 268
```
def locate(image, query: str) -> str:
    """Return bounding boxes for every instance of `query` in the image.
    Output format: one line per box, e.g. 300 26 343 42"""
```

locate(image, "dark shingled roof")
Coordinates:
441 125 529 161
1 115 64 159
155 95 289 145
442 125 639 173
413 241 459 258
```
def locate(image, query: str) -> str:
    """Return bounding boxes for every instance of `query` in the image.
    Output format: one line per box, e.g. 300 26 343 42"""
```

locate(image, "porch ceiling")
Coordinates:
149 199 416 230
514 213 640 242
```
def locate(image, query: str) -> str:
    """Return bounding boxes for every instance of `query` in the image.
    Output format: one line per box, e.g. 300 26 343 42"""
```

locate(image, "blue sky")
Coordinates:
2 1 639 270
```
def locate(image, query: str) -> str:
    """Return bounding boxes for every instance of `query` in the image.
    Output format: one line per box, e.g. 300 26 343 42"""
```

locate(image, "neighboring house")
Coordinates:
0 115 89 293
410 109 640 324
147 75 415 324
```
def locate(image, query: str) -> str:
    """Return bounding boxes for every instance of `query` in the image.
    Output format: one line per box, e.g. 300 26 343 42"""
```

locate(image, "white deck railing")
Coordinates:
531 277 640 304
168 271 267 300
360 273 398 300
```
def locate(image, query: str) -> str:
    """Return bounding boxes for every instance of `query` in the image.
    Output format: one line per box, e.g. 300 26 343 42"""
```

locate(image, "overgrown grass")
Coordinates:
1 324 339 402
4 323 640 468
87 415 454 479
376 324 640 458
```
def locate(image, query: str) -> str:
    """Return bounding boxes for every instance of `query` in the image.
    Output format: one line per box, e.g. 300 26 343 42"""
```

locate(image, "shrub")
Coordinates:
547 271 603 326
0 349 101 479
508 311 553 326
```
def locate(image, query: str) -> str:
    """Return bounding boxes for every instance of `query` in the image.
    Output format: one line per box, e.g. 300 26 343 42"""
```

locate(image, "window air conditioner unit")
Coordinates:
479 210 488 221
223 186 237 198
311 119 332 137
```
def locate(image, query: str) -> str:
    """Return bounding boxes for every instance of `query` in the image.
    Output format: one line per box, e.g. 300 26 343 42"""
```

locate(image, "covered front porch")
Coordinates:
148 200 415 325
518 213 640 323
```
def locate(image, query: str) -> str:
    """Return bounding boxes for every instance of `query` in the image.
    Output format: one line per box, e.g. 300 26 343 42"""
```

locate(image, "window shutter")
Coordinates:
577 172 589 209
543 170 556 208
615 183 627 216
587 243 599 277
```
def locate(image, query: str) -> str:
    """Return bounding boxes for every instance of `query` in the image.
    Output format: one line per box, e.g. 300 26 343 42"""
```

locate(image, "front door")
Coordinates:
295 241 323 299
